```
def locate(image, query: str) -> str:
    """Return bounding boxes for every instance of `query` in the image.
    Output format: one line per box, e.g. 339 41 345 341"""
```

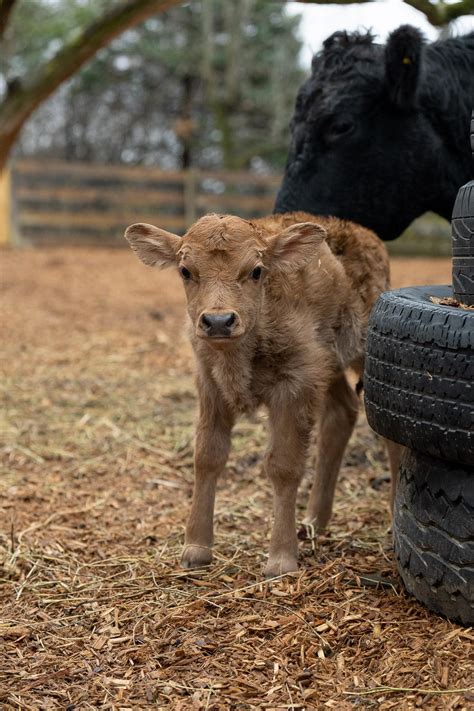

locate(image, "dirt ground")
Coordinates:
1 247 472 710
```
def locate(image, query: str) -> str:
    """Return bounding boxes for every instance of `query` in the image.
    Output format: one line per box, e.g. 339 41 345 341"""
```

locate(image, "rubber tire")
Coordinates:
394 449 474 625
452 180 474 305
451 111 474 305
364 285 474 465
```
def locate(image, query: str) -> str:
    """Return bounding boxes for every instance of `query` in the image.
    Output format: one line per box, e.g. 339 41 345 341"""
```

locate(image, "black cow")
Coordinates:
275 25 474 241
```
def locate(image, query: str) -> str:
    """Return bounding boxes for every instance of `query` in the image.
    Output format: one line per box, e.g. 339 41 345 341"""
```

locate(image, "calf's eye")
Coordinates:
180 266 191 280
250 266 262 281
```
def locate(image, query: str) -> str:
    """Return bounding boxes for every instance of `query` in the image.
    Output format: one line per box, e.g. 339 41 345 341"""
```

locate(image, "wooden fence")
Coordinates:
0 168 11 245
0 159 452 253
0 159 281 246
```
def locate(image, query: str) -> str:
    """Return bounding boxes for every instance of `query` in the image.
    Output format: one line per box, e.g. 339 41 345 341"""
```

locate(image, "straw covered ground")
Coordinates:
1 246 472 710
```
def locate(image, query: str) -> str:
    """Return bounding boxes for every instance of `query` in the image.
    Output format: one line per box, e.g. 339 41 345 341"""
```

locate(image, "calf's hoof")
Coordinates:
264 553 299 579
181 544 213 569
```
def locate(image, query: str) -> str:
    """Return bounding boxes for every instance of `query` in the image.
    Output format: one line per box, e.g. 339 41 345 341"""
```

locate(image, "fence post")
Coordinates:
184 169 197 229
0 165 11 245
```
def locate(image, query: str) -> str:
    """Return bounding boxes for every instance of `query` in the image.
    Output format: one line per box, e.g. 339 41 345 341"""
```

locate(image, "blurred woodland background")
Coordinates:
1 1 304 172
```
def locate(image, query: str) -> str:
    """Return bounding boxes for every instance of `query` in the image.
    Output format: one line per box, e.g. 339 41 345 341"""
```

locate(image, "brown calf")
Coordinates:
125 212 401 577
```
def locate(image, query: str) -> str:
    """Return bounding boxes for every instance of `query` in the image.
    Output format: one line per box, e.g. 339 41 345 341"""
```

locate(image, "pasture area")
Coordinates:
0 247 472 709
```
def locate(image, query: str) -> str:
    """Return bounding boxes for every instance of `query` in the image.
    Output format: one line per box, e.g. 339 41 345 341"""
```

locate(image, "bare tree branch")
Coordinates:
293 0 371 6
0 0 182 170
293 0 474 27
404 0 474 26
0 0 18 39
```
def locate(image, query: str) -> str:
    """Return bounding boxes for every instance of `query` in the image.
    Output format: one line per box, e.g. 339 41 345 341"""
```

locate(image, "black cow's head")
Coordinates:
275 25 458 241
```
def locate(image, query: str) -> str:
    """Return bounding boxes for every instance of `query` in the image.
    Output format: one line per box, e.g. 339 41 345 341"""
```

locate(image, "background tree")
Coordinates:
8 0 304 171
0 0 182 171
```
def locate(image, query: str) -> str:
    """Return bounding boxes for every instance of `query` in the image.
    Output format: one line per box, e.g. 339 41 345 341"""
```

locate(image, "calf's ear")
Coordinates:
125 223 180 268
267 222 327 274
385 25 423 109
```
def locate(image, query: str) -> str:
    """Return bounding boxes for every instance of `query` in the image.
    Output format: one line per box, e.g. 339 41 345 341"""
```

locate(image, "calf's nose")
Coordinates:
200 312 237 337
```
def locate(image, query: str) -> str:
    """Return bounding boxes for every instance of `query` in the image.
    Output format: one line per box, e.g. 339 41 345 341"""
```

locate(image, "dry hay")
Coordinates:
0 247 472 710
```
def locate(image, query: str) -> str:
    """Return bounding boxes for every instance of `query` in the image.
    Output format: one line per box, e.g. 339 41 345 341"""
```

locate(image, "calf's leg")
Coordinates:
264 397 315 578
304 373 359 531
181 385 233 568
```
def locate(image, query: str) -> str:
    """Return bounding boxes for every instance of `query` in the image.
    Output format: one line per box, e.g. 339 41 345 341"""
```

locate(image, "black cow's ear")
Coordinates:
385 25 424 109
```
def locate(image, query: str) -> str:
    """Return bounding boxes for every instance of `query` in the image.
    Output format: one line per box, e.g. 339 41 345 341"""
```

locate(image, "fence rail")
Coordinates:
5 159 281 245
0 159 451 254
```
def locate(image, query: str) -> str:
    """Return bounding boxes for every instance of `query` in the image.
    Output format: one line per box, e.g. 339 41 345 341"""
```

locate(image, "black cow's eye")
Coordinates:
328 120 354 141
251 266 262 281
180 266 191 280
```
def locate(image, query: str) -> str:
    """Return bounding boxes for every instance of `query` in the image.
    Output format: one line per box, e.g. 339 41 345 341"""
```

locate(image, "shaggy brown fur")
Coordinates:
125 212 400 577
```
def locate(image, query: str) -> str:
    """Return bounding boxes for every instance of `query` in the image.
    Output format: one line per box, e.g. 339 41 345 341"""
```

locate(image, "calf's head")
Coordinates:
125 214 325 348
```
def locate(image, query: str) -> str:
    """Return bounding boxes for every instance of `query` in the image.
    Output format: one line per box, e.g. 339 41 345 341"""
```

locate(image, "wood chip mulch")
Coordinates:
1 248 471 710
429 295 474 310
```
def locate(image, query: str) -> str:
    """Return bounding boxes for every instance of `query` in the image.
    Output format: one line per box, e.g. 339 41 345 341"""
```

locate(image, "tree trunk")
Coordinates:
0 0 18 39
0 0 182 172
214 102 236 170
180 74 194 170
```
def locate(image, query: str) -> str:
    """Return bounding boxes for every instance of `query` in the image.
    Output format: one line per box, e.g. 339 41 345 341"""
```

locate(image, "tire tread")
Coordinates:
365 286 474 464
394 451 474 625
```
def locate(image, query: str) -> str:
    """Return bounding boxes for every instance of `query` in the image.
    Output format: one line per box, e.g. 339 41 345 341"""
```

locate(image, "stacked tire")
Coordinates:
452 111 474 306
364 112 474 625
364 287 473 625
